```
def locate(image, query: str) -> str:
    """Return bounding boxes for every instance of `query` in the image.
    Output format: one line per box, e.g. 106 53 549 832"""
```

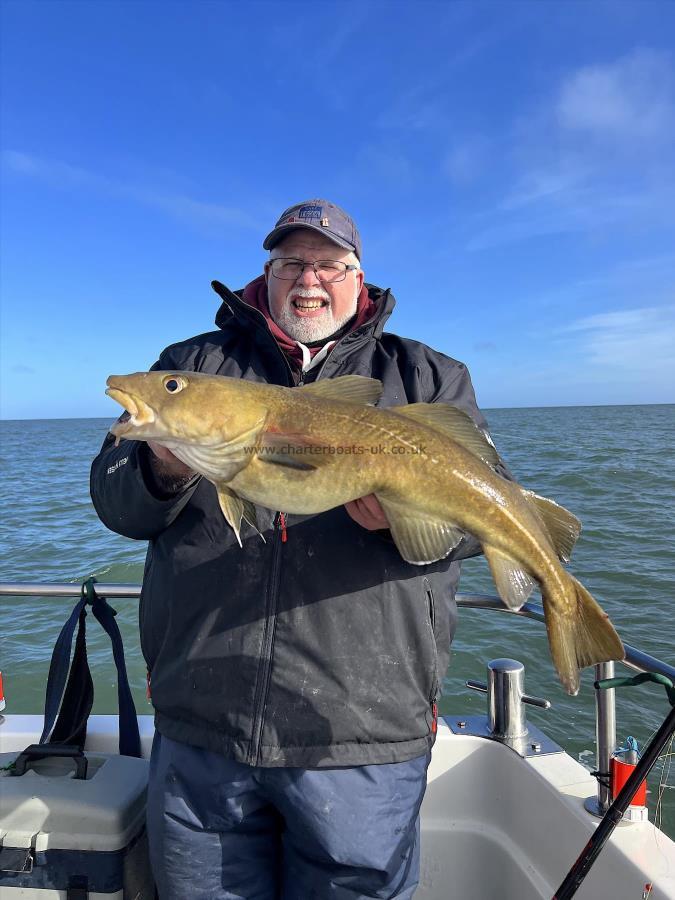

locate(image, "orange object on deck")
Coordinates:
610 755 647 806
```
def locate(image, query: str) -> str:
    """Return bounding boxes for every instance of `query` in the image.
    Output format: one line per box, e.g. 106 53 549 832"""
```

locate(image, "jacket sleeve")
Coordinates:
90 354 201 541
427 357 514 561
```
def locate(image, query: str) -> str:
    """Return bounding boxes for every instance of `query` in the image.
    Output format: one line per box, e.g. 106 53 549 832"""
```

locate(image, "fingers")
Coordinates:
344 495 390 531
147 441 195 477
147 441 175 462
359 494 385 519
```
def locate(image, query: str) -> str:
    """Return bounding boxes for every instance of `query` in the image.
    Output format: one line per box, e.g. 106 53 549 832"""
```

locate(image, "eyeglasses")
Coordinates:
269 258 359 283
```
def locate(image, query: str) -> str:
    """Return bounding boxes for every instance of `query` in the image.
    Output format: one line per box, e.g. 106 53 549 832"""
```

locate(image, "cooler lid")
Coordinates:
0 751 148 852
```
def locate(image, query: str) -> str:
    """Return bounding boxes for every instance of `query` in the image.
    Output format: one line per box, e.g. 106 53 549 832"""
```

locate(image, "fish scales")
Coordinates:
105 370 625 694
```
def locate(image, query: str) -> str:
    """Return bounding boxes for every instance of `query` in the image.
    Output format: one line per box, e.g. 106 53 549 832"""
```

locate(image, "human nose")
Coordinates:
297 263 321 286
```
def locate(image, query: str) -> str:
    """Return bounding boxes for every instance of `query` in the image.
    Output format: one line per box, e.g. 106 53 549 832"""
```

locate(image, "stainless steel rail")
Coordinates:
3 584 674 681
2 582 673 814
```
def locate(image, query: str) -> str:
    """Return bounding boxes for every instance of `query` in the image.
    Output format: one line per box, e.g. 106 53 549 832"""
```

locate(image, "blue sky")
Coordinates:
1 0 674 418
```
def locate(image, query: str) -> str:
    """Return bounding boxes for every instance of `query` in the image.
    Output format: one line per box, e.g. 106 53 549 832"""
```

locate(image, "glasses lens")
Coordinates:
315 261 347 283
271 259 304 280
270 259 349 282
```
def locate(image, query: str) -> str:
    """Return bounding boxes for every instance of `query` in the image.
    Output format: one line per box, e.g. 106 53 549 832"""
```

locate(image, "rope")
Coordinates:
589 674 674 789
594 672 675 706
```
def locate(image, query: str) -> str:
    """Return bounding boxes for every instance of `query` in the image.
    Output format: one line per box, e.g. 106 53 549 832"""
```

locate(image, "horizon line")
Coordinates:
1 400 673 424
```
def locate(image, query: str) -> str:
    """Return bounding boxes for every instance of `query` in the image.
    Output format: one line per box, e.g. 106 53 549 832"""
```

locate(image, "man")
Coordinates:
91 200 505 899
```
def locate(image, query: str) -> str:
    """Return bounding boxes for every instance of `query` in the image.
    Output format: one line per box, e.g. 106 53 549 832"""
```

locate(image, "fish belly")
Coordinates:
228 456 378 515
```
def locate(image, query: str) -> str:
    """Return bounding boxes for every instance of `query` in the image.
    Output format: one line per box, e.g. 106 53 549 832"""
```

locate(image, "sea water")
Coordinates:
1 405 673 839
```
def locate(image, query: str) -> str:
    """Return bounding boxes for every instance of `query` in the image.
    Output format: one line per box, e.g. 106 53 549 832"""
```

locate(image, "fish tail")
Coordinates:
543 576 625 696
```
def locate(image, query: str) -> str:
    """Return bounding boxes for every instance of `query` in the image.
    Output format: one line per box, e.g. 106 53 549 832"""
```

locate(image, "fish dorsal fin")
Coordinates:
393 403 499 467
521 489 581 563
376 495 466 565
298 375 383 406
483 545 536 610
215 484 264 546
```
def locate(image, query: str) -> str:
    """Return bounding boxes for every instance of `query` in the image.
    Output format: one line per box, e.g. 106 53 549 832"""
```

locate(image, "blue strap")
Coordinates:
90 591 141 757
39 594 88 744
40 579 141 757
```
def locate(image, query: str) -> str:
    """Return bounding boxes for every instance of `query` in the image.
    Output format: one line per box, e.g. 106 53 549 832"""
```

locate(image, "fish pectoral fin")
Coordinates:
298 375 383 406
240 497 262 536
181 415 268 482
256 432 321 471
393 404 499 467
483 545 536 610
377 496 465 565
521 489 581 563
215 485 264 546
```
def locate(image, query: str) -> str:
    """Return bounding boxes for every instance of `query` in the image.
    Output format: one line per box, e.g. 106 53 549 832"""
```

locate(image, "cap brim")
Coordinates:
263 222 355 253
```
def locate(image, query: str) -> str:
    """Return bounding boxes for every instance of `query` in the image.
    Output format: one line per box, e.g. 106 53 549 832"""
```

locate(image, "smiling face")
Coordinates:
264 232 364 343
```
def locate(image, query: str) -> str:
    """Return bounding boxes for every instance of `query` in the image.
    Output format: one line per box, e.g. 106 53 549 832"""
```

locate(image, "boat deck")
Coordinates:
2 713 674 899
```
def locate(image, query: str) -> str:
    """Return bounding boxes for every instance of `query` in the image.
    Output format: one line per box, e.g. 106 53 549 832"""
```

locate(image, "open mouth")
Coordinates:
106 383 156 436
290 296 330 317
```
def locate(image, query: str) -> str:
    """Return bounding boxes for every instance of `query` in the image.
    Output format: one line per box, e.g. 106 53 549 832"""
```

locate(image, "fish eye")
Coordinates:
163 375 187 393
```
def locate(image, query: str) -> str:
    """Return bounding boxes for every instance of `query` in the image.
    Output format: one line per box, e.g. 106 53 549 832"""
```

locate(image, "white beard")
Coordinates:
272 287 359 343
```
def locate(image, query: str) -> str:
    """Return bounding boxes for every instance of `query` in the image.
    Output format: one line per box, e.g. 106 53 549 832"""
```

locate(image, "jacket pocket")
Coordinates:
423 577 440 702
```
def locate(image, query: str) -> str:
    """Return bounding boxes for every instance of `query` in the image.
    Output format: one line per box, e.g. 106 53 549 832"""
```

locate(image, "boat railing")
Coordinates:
2 582 674 815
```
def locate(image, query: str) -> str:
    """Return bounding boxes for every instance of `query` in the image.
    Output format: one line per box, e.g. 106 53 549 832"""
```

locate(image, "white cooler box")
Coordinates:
0 745 154 899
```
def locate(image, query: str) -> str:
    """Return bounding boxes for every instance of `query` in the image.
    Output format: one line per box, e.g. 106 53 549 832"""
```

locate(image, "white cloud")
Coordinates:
464 47 675 251
557 48 675 144
516 253 675 312
2 150 261 233
375 22 518 134
562 305 675 371
499 169 589 212
3 150 100 187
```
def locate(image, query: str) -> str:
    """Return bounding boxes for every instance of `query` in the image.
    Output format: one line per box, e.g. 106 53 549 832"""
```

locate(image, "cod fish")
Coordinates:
106 370 624 694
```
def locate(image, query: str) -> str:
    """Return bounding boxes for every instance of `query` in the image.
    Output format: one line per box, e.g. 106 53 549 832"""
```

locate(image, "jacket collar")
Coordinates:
211 279 396 342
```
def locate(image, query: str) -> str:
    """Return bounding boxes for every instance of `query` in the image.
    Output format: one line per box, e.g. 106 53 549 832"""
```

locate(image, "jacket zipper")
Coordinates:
248 510 285 764
424 578 440 733
229 290 387 761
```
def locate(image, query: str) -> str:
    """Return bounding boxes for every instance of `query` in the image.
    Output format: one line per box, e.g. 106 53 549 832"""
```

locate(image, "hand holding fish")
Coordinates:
144 440 196 495
345 494 390 531
147 440 195 477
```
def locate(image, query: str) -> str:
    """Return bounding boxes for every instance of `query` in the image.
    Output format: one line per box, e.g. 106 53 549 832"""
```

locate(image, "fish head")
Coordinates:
106 371 269 446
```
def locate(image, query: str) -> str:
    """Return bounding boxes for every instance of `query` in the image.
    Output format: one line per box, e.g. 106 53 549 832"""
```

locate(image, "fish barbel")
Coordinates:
106 370 624 694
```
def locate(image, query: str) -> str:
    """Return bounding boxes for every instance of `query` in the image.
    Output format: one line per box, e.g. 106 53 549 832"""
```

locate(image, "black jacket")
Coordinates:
91 281 501 767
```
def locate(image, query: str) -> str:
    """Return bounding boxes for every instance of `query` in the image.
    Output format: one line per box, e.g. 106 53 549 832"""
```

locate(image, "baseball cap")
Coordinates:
263 199 362 261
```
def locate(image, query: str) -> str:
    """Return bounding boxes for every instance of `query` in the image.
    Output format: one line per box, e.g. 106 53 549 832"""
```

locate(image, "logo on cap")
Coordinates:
298 204 323 221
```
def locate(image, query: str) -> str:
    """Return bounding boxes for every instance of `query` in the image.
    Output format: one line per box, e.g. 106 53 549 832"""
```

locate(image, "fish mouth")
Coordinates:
106 381 156 436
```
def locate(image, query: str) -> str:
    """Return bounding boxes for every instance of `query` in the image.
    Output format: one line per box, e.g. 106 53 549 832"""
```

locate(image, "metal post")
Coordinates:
487 658 528 739
594 660 616 814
